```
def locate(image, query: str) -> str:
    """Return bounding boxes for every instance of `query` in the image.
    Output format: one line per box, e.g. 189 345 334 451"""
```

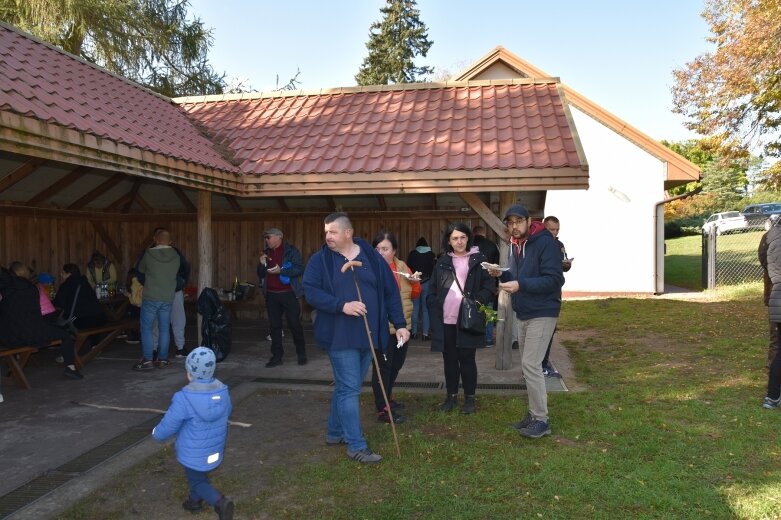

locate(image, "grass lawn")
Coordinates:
665 234 702 290
63 289 779 519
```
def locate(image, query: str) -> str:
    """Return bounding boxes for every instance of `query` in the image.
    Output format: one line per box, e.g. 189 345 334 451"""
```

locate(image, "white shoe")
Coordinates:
0 394 4 403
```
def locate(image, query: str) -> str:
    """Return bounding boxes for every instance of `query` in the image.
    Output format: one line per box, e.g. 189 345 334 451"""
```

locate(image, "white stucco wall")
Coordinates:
544 107 667 293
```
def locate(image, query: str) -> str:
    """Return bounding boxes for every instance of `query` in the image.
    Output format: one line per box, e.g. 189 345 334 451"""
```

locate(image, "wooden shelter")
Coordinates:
0 23 595 367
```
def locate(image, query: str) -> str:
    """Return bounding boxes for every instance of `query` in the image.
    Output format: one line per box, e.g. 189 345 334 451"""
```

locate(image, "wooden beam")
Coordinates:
432 194 438 210
225 195 242 213
377 195 387 211
460 192 508 241
197 190 213 344
69 173 124 210
171 185 197 212
122 180 142 213
107 192 132 211
325 196 337 211
135 193 153 213
495 191 516 370
276 197 289 211
0 158 44 194
27 166 90 206
90 220 123 264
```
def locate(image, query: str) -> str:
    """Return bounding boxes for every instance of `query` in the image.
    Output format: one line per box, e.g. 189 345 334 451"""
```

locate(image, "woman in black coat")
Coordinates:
0 263 83 379
53 264 106 330
427 223 495 414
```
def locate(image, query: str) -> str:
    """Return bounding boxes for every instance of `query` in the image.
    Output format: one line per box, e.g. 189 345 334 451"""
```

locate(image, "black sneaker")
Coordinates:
518 419 551 439
182 497 203 513
214 496 234 520
439 394 458 412
512 411 534 431
265 358 283 368
422 334 431 341
377 410 406 424
389 399 405 411
132 359 154 371
63 367 84 380
175 349 187 359
460 395 476 415
512 341 519 350
298 357 308 366
542 362 562 378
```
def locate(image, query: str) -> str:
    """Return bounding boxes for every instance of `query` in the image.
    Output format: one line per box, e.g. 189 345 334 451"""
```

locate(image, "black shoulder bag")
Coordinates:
453 274 485 336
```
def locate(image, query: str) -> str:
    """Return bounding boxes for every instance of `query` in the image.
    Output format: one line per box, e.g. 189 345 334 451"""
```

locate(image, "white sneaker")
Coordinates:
0 394 4 404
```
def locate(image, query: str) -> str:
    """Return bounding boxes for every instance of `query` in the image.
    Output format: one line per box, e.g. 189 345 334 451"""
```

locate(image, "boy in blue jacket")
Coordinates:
153 347 234 519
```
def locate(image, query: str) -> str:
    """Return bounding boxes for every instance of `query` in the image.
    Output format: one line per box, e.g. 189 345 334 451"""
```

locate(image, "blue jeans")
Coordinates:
327 348 373 451
141 299 172 361
184 466 221 506
411 281 430 335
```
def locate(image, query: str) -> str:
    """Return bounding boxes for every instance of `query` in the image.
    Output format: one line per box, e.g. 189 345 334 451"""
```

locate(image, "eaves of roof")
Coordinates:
455 46 700 186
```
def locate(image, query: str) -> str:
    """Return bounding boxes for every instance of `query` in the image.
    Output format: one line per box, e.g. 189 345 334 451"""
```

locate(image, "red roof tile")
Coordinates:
177 82 585 176
0 23 238 173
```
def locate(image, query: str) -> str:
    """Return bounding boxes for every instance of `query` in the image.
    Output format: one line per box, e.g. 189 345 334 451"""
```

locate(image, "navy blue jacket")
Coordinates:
500 228 564 319
303 238 405 353
256 241 304 298
153 378 232 472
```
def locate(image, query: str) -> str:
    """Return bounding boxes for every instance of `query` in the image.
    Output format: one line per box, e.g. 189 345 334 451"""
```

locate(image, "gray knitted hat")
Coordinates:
186 347 216 380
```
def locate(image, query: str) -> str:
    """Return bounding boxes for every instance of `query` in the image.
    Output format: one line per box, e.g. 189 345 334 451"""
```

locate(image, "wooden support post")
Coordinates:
495 192 516 370
197 190 213 344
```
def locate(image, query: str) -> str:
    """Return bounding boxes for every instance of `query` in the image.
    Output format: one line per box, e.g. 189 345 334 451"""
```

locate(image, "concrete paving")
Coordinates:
0 318 571 519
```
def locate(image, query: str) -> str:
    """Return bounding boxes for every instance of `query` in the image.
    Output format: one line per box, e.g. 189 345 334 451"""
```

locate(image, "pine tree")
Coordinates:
0 0 224 97
355 0 433 86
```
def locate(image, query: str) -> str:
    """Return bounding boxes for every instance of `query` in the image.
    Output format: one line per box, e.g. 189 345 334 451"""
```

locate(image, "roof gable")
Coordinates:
456 47 700 186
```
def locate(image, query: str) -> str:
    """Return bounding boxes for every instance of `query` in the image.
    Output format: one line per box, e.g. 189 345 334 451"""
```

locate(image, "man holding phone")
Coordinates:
258 227 307 367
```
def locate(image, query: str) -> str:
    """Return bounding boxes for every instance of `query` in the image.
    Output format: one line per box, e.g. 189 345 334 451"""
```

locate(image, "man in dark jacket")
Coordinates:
257 227 307 367
406 237 437 340
762 219 781 409
303 212 408 464
488 204 564 439
539 216 572 377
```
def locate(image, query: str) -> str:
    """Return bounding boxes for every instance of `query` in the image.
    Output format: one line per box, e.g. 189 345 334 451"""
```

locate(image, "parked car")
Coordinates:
702 211 747 235
741 203 781 229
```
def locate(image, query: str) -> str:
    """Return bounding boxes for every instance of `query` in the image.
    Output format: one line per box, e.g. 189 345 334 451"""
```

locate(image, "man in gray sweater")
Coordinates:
135 228 181 370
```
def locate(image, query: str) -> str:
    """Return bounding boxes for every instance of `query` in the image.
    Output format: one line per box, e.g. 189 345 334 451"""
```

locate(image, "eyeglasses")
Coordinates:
505 218 527 226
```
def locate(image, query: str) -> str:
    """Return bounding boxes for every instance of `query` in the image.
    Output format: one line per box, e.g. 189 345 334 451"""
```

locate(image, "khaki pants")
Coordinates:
517 316 558 422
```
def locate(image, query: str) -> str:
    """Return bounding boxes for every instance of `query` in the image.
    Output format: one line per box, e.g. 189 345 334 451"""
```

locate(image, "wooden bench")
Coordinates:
74 318 139 369
1 340 62 389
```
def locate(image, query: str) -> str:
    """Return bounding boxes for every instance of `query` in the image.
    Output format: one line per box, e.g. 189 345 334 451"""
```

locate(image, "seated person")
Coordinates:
85 251 117 289
54 264 107 330
0 262 83 379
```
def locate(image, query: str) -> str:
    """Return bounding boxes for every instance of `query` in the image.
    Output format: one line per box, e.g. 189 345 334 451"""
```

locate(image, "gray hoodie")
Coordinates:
138 245 181 302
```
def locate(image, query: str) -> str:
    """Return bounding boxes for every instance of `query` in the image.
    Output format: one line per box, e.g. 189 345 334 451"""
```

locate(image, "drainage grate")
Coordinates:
0 417 158 519
252 377 334 386
390 381 441 389
0 473 75 518
475 383 526 390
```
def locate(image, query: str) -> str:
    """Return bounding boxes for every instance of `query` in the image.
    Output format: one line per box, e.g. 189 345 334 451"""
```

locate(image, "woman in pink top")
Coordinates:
37 272 56 317
426 223 495 414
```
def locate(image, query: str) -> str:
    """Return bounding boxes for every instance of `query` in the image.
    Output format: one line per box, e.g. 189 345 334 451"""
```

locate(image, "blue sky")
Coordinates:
188 0 712 142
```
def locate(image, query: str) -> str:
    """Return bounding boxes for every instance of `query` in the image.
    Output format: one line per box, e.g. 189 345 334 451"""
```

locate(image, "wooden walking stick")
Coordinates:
341 259 401 458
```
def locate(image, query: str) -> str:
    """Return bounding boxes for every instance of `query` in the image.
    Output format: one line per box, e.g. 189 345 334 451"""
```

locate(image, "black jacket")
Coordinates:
0 269 57 347
426 251 495 352
53 274 105 322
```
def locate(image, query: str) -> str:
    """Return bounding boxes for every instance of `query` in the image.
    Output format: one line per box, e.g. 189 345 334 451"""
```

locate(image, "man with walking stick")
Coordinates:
303 212 409 464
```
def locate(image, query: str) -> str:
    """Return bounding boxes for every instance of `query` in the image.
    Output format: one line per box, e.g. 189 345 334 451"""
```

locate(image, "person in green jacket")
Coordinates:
135 228 180 371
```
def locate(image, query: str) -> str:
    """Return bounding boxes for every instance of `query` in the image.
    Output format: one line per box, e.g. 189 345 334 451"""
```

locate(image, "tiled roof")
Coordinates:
176 81 585 176
0 23 238 173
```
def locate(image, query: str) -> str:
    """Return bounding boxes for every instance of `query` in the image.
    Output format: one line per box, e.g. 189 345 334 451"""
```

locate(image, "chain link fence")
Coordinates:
702 225 766 289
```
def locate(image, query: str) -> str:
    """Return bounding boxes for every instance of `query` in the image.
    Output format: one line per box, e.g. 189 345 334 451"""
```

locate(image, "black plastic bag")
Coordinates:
197 287 232 362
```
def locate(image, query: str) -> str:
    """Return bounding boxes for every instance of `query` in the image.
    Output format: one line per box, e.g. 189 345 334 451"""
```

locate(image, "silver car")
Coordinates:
702 211 747 235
